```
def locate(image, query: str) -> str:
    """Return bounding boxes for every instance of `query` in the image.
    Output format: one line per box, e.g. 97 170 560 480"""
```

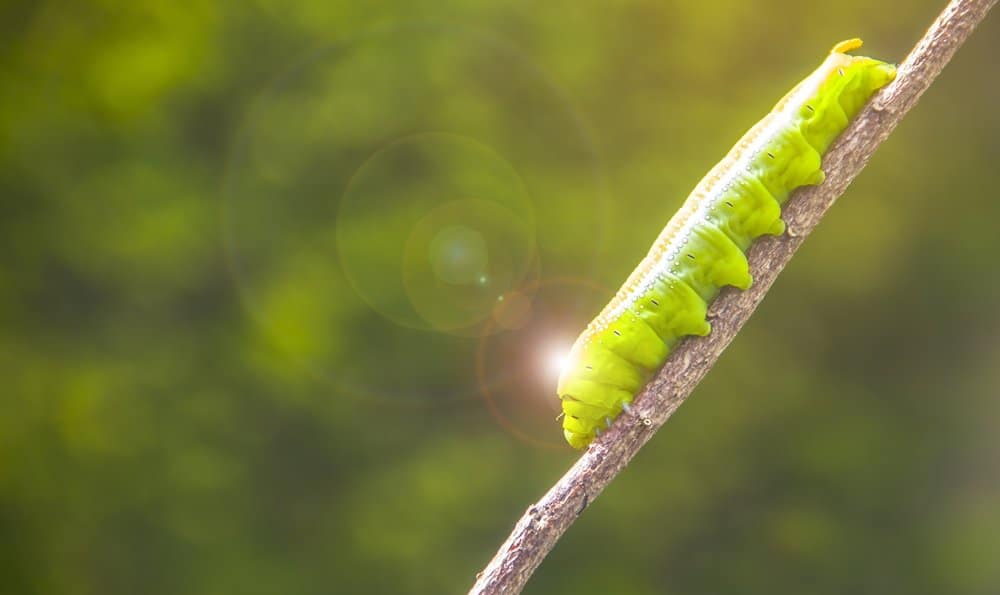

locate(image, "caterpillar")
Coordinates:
556 39 896 449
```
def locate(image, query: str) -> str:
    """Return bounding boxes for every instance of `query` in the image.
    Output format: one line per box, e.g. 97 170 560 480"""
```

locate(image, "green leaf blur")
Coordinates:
2 1 998 594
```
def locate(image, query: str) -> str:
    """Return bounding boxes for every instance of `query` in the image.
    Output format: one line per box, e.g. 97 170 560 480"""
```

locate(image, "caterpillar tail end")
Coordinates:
873 62 898 86
832 38 864 54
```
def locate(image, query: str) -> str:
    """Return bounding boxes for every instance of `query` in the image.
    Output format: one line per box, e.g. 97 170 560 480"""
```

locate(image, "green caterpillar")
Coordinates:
556 39 896 449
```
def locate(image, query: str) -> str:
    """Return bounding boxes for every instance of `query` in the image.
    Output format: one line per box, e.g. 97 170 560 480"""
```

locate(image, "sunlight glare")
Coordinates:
545 345 572 381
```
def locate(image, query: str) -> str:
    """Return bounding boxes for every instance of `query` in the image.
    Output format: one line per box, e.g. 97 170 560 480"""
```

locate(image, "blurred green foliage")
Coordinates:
2 1 999 594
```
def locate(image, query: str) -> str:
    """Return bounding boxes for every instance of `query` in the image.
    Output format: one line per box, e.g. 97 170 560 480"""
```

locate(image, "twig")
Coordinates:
468 0 998 593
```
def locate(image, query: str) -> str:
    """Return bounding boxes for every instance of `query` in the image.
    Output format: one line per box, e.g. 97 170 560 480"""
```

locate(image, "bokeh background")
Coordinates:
2 1 999 593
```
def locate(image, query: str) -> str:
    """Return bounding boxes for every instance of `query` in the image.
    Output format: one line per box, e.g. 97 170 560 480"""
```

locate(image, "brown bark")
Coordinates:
469 1 999 593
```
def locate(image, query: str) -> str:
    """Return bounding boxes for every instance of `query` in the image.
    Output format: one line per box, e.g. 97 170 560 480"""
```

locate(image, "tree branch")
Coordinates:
469 0 998 593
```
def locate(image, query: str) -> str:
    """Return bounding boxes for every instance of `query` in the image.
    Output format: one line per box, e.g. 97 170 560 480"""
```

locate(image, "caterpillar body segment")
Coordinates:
557 39 896 449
